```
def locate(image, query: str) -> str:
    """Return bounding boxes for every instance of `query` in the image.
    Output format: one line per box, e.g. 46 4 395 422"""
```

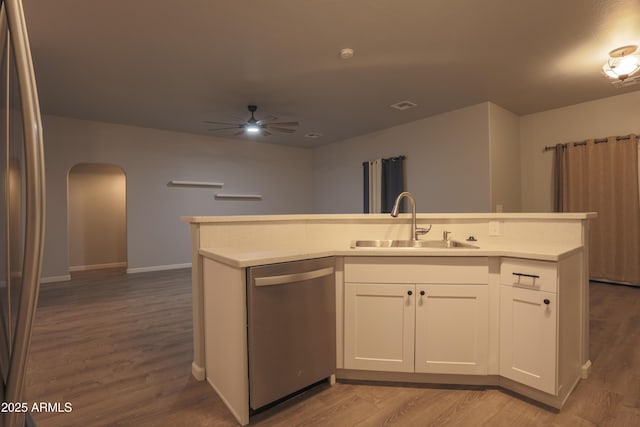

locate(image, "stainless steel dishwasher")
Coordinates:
247 257 336 410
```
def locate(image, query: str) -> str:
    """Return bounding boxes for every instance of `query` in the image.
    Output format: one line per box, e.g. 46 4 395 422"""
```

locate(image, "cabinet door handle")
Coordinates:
407 290 413 296
512 272 540 279
544 299 550 305
420 290 425 296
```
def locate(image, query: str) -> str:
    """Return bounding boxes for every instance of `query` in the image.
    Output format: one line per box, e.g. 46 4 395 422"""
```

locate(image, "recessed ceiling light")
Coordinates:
304 132 323 138
339 48 354 60
390 101 417 111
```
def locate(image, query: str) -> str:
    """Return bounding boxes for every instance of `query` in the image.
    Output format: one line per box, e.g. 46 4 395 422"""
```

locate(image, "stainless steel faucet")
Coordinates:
390 191 431 241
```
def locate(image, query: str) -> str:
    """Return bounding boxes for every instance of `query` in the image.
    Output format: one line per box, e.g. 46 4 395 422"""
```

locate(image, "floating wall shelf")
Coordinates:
168 180 224 187
214 193 263 201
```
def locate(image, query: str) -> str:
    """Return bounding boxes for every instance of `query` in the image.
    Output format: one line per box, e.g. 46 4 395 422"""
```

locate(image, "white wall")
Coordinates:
42 115 313 279
312 103 491 213
489 103 521 212
44 90 640 278
520 90 640 212
68 163 127 269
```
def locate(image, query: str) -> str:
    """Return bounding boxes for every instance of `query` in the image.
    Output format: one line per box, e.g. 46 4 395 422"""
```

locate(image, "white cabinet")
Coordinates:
343 257 489 375
500 285 557 394
344 283 415 372
342 254 584 407
499 255 585 399
415 284 488 375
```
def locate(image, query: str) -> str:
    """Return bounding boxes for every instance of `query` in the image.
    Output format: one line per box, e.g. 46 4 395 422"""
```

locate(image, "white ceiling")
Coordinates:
22 0 640 148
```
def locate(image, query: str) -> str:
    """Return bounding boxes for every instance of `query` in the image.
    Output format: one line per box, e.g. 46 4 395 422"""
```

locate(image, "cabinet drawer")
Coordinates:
500 258 557 293
344 257 488 284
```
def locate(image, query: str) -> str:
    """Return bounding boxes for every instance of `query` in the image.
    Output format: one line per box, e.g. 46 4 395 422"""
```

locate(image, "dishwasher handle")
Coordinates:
254 266 335 287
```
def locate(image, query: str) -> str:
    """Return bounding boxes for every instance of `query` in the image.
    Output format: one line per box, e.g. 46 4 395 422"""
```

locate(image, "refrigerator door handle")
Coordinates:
1 1 46 426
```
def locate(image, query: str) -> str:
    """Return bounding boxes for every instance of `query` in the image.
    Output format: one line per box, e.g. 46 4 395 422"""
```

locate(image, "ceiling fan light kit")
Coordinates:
243 105 261 134
602 45 640 81
205 105 299 137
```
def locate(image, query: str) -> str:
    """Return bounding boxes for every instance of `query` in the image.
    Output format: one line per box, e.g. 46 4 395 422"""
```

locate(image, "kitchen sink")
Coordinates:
350 239 479 249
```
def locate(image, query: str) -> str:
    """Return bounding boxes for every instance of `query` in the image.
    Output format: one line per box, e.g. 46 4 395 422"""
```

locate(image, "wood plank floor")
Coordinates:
26 269 640 426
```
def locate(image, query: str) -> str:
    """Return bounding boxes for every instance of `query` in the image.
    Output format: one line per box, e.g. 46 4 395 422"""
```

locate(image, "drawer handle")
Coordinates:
544 299 550 305
407 290 413 296
512 272 540 279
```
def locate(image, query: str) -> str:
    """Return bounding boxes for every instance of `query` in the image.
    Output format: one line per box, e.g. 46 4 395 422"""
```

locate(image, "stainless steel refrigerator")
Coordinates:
0 1 46 426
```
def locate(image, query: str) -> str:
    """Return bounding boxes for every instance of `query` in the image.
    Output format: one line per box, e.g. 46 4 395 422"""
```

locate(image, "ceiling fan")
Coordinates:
205 105 299 136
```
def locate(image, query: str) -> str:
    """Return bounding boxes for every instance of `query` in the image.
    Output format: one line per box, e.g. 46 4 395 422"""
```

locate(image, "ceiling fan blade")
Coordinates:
233 130 245 136
266 121 299 127
262 130 272 136
208 126 243 131
256 114 278 124
204 120 243 126
268 126 296 133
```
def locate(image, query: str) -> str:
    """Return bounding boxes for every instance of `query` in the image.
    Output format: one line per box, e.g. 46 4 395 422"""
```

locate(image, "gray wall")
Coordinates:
489 103 521 212
40 91 640 281
42 115 313 279
520 90 640 212
312 103 492 213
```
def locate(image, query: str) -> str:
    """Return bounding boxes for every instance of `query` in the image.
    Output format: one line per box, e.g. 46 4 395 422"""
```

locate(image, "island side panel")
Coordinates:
581 221 591 376
558 250 584 405
203 257 250 425
190 223 205 380
335 257 344 369
487 257 501 374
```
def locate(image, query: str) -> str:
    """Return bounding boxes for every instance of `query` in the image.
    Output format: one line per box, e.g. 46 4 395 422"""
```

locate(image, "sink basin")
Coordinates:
350 239 479 249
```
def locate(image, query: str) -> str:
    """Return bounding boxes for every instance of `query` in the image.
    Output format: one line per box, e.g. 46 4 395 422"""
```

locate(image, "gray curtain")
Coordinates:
363 161 369 213
552 143 566 212
381 156 405 213
363 156 405 213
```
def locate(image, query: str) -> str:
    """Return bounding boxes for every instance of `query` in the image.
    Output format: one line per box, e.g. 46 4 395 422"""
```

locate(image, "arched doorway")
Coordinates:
67 163 127 278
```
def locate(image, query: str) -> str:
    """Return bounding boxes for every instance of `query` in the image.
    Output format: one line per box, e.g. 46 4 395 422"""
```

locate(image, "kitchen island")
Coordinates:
182 213 595 425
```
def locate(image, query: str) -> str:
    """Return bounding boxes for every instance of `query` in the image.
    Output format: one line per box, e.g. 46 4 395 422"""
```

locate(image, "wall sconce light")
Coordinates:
602 45 640 81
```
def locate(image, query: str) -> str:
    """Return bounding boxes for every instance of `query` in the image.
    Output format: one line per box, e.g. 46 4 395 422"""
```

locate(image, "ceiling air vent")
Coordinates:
610 75 640 88
390 101 417 111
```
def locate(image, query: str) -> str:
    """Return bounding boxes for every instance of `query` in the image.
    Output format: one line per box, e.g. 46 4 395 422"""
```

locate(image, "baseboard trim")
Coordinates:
590 278 639 287
40 274 72 284
127 263 192 274
41 263 191 281
192 361 205 381
69 262 128 272
581 360 592 379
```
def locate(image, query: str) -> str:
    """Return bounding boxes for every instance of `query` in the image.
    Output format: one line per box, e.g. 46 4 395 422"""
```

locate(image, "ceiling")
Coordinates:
21 0 640 148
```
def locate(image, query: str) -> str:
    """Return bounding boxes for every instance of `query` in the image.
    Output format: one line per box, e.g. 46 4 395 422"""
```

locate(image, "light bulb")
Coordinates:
603 55 640 80
615 56 640 75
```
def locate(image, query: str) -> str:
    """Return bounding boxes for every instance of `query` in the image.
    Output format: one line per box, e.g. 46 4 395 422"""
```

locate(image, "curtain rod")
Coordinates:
543 134 636 152
362 155 405 165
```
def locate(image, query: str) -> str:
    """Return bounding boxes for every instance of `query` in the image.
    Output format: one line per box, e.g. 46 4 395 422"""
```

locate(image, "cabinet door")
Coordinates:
344 283 415 372
500 285 557 395
415 285 488 374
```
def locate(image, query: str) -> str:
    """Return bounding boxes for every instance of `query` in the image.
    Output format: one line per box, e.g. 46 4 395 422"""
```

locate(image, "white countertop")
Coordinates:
183 212 596 224
199 241 584 268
